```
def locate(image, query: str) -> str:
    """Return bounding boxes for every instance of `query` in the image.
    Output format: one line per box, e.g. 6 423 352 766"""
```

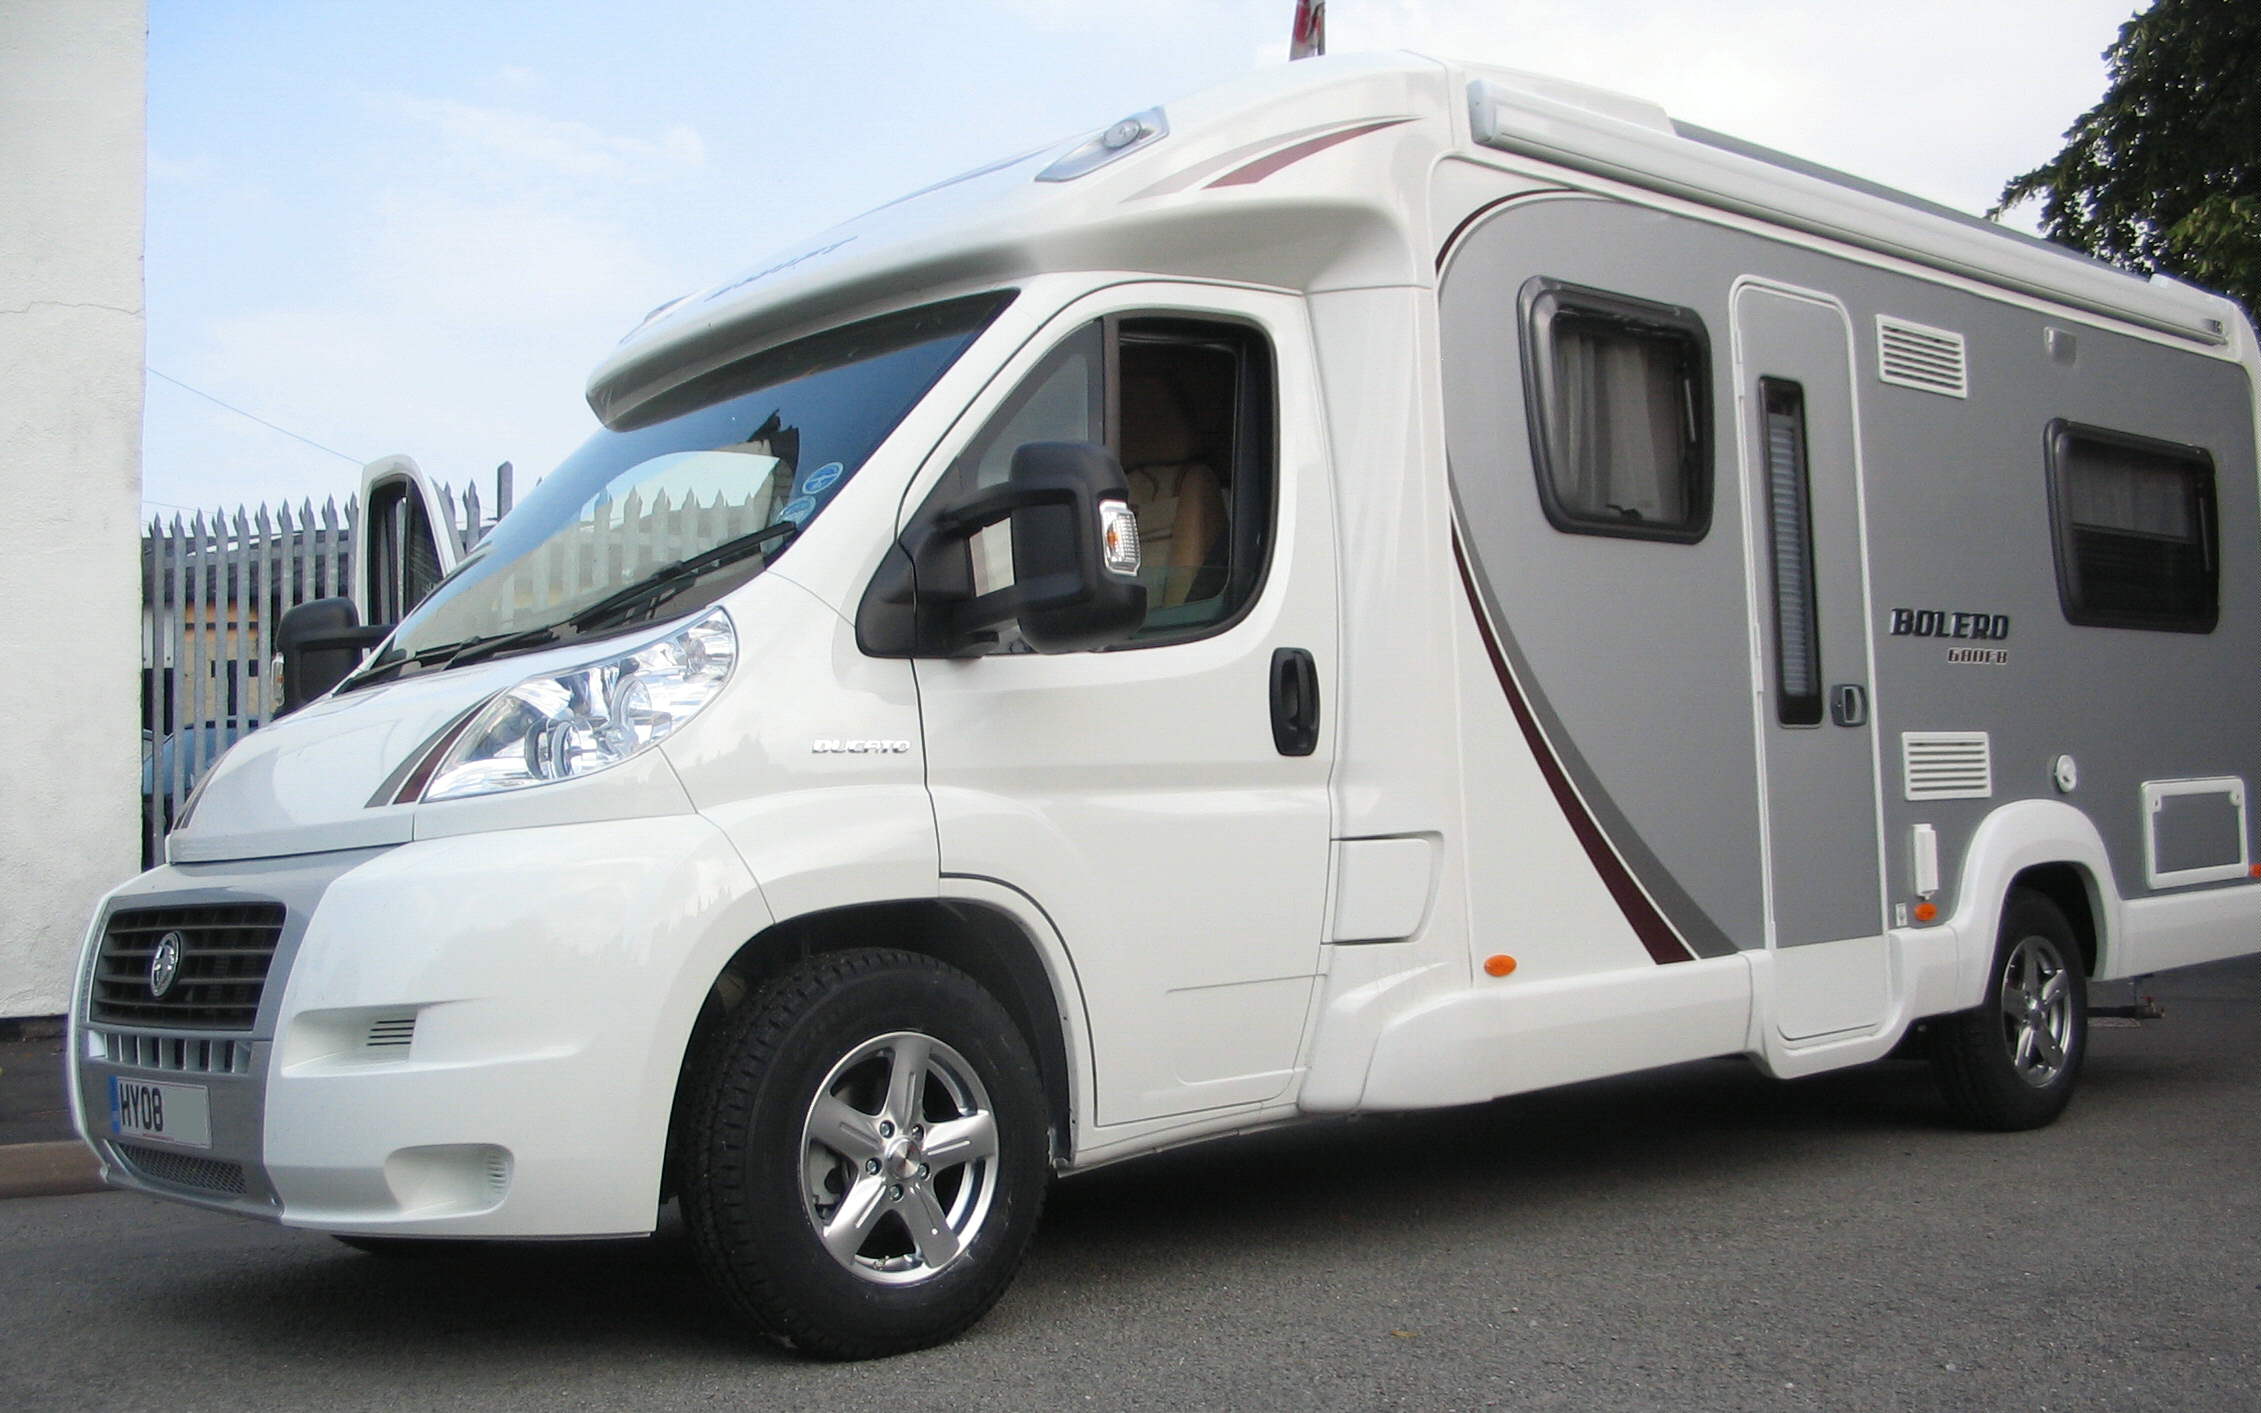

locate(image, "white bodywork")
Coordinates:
71 53 2261 1237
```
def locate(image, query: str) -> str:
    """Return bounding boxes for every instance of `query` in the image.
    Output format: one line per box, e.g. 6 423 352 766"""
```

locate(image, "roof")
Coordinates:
586 52 2248 426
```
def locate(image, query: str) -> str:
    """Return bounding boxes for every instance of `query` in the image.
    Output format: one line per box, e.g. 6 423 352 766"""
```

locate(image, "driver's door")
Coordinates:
909 285 1338 1125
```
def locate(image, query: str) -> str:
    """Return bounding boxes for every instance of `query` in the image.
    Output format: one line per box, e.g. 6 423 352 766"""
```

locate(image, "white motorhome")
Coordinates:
73 54 2261 1357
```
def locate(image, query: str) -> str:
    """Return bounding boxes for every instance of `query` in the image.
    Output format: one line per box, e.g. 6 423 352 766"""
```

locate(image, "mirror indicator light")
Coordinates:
1099 499 1142 577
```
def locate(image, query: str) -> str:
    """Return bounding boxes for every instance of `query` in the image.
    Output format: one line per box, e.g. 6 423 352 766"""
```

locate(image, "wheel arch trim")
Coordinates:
666 880 1095 1180
1943 799 2125 1010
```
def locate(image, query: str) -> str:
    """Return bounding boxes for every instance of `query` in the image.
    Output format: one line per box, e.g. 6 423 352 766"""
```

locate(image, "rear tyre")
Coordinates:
681 949 1049 1359
1928 891 2088 1131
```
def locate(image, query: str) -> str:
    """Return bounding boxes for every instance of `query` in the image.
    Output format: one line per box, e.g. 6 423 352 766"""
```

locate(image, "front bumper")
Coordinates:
72 816 771 1237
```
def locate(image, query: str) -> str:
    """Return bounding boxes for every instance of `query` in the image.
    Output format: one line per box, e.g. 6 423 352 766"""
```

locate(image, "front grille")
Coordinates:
90 903 285 1031
115 1143 248 1195
99 1030 256 1075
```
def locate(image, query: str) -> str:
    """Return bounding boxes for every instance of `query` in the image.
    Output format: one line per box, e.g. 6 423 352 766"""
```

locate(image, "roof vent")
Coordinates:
1877 317 1969 398
1902 732 1993 801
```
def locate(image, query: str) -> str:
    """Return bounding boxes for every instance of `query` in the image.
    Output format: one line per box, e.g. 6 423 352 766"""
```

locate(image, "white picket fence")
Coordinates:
141 474 507 865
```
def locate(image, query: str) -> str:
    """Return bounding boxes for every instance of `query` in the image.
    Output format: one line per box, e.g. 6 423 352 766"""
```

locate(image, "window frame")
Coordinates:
1110 313 1278 650
1518 277 1715 545
2044 419 2219 634
894 308 1280 654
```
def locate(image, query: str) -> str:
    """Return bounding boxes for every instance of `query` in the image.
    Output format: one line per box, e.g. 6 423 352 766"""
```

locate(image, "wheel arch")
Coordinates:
665 894 1081 1194
2006 862 2101 977
1945 799 2126 1009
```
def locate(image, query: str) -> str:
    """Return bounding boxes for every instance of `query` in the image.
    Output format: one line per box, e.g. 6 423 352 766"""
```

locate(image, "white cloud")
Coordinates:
386 95 707 183
989 0 1250 31
148 81 722 510
147 150 213 187
1331 0 2128 218
358 189 675 326
148 181 682 512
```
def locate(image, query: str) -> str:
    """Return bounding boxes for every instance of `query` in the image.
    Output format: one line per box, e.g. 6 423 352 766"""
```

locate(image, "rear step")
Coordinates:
2090 976 2165 1023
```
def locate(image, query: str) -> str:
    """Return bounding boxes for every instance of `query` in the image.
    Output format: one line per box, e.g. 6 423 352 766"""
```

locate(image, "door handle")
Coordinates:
1270 647 1320 756
1829 682 1867 728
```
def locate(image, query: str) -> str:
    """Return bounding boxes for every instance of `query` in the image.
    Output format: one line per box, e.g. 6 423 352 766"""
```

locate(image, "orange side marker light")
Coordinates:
1483 954 1518 977
1912 901 1939 923
2250 863 2261 878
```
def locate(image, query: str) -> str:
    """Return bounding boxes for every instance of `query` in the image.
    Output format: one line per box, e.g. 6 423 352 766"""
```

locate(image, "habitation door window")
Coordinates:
1520 279 1713 542
2046 421 2217 632
1760 380 1823 725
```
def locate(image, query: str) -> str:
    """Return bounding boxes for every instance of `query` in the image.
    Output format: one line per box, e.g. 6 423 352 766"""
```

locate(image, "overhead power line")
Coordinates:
148 367 365 466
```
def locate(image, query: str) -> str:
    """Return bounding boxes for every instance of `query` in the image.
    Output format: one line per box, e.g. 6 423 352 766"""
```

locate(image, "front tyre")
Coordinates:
681 949 1049 1358
1928 892 2088 1131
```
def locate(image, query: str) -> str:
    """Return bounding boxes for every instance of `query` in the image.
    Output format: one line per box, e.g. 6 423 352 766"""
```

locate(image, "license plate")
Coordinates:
109 1076 211 1149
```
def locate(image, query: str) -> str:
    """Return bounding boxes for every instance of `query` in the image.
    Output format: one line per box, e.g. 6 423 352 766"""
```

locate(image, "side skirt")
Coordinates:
1345 953 1752 1111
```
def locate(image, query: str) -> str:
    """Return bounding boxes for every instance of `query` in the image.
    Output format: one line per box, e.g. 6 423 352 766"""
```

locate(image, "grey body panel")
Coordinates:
1734 286 1886 946
1443 198 1762 956
75 846 393 1218
1440 193 2260 954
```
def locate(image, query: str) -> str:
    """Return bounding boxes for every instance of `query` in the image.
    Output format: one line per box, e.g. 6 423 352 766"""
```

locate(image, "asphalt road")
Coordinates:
4 957 2256 1412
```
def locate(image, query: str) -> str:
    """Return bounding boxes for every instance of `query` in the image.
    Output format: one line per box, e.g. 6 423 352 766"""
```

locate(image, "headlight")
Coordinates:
414 609 736 803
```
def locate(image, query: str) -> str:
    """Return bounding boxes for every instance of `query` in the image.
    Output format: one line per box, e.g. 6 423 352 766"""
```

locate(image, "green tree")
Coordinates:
1997 0 2261 315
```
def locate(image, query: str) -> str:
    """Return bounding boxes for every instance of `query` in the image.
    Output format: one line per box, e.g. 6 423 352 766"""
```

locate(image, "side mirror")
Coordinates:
275 597 390 715
860 441 1147 656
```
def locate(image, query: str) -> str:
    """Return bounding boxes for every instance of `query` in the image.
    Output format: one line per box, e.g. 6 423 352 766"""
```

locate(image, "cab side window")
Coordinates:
933 314 1276 648
365 479 447 623
1118 320 1273 641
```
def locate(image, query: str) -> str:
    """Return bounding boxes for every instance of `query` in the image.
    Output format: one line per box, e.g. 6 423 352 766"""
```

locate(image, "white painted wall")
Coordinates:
0 1 146 1018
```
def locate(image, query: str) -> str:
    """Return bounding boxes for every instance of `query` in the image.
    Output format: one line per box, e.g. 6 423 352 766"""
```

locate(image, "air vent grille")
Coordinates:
365 1016 418 1050
1877 317 1969 398
1903 732 1993 800
115 1143 248 1195
100 1030 255 1075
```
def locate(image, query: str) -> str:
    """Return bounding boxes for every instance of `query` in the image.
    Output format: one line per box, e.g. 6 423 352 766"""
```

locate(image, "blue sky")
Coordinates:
144 0 2143 517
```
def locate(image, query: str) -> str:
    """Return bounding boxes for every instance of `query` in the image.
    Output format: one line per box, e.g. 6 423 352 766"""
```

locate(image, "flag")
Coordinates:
1290 0 1325 60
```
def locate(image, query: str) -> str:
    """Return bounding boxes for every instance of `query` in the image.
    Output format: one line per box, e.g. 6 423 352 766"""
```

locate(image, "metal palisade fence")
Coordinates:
141 472 509 866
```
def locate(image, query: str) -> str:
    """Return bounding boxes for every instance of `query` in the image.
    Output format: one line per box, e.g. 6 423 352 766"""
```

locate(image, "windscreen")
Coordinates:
363 291 1011 678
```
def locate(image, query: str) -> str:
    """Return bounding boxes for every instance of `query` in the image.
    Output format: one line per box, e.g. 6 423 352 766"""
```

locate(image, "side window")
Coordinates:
951 323 1103 493
365 479 445 623
1118 316 1274 642
927 313 1276 649
1520 279 1712 542
2047 421 2217 633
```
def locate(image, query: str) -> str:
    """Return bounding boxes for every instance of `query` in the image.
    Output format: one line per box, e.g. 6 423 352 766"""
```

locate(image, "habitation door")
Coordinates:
1731 283 1889 1038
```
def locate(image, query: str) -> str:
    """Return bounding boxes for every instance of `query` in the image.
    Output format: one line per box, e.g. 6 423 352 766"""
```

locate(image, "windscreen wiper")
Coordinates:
346 624 561 689
444 623 566 670
567 521 801 634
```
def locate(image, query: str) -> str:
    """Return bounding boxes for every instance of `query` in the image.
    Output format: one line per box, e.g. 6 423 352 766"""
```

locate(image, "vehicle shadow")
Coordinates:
140 1027 2205 1365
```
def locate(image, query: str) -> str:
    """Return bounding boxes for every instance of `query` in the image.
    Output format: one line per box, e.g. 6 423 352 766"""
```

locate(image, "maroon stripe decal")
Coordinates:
1206 118 1413 189
1452 529 1695 966
1433 188 1576 274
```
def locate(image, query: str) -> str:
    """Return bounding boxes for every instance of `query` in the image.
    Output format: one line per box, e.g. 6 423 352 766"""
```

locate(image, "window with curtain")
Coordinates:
1521 279 1712 543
